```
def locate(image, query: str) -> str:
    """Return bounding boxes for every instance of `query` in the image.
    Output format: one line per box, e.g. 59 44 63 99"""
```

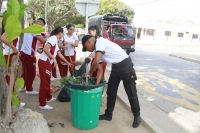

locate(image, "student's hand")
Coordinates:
65 41 70 45
13 47 18 54
63 45 68 50
82 71 92 77
53 59 57 68
58 40 63 45
67 62 73 67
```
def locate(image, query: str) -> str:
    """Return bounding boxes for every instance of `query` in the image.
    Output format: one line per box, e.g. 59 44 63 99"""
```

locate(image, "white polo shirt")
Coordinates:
95 37 128 64
40 36 60 64
21 33 40 56
3 37 20 55
63 33 78 56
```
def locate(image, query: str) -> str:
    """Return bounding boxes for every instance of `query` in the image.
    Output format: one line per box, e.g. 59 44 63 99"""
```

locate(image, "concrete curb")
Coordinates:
117 95 165 133
169 54 200 64
105 67 165 133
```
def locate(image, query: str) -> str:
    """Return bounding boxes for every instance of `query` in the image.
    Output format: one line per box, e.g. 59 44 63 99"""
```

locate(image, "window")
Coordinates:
165 31 171 36
192 34 198 39
186 32 189 34
111 25 134 40
146 29 154 36
178 32 184 37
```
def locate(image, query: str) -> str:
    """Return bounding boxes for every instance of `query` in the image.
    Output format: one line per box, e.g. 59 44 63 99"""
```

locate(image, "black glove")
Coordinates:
85 58 91 64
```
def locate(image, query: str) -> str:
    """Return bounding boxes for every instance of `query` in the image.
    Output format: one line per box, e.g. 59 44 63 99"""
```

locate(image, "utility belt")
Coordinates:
112 57 132 69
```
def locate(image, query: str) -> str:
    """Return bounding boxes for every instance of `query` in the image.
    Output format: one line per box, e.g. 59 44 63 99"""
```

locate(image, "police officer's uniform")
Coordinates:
82 35 140 128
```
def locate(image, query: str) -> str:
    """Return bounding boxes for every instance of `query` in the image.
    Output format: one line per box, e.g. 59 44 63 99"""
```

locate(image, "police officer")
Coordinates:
81 35 141 128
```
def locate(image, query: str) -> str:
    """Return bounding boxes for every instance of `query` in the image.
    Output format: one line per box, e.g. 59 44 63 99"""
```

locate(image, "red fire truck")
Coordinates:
88 14 135 55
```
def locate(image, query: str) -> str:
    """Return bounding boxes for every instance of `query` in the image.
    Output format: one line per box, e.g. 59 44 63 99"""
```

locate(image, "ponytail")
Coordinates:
88 25 101 39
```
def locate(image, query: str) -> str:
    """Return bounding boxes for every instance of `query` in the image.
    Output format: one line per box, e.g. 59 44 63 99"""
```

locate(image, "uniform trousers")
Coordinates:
20 51 36 91
105 57 140 118
51 55 63 78
38 59 52 106
62 51 76 77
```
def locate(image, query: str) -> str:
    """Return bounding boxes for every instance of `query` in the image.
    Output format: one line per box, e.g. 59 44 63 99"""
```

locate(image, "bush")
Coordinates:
76 24 84 28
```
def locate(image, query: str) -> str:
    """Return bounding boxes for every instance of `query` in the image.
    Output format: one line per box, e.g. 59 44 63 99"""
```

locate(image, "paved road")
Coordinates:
130 46 200 112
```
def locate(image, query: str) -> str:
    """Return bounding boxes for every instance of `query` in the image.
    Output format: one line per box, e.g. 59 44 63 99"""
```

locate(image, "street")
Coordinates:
131 45 200 112
129 45 200 132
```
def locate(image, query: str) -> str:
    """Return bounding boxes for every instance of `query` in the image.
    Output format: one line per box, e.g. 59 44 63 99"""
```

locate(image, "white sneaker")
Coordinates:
51 77 57 81
19 87 26 92
39 105 53 110
47 97 56 102
26 90 39 95
51 77 61 81
20 102 25 107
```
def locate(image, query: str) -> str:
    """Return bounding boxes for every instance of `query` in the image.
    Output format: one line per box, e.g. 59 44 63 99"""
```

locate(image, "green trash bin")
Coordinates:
68 85 104 130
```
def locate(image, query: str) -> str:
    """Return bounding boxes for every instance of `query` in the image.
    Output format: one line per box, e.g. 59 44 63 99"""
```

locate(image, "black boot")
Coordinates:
132 115 140 128
99 114 112 121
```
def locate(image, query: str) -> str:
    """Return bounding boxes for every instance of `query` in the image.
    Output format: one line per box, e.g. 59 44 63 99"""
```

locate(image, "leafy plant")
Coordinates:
60 76 98 87
76 24 84 28
0 0 45 124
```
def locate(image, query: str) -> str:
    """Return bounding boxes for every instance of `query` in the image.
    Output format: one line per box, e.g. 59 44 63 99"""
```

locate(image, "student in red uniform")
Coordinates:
1 24 25 107
88 25 107 82
51 37 68 80
38 27 72 110
62 24 79 77
19 18 46 94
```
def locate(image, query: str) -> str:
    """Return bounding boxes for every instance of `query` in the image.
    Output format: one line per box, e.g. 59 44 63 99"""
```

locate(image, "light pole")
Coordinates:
45 0 48 32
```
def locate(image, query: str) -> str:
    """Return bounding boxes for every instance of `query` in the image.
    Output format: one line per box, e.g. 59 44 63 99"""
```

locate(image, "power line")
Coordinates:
132 0 162 6
131 0 176 7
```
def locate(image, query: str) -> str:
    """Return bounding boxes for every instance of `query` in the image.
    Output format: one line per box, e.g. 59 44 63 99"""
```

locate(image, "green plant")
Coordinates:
76 24 84 28
60 76 98 87
0 0 44 124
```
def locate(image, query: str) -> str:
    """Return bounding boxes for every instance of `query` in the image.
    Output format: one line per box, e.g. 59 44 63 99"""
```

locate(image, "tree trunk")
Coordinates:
0 0 7 118
3 55 18 124
0 66 9 118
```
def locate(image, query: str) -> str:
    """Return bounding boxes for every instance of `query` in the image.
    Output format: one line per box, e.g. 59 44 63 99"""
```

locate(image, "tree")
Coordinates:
0 0 44 126
96 0 135 23
25 0 84 31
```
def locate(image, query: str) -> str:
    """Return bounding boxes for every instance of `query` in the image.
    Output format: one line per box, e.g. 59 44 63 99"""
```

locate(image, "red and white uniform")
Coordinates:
52 38 64 78
90 50 107 78
62 33 78 76
20 33 40 91
38 35 59 106
3 37 19 84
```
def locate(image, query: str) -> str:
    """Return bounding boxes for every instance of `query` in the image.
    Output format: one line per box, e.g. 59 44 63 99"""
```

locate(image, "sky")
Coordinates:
119 0 200 24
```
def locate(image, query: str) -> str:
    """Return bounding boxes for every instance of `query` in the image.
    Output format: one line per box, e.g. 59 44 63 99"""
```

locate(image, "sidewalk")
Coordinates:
169 53 200 64
21 48 152 133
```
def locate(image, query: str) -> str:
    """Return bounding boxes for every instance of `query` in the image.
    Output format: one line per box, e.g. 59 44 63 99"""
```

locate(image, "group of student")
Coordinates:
1 18 107 110
1 17 141 128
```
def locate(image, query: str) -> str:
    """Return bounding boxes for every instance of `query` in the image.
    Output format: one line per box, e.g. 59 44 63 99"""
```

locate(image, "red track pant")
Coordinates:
20 51 36 91
38 59 52 106
62 51 76 77
91 58 107 77
52 55 63 78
